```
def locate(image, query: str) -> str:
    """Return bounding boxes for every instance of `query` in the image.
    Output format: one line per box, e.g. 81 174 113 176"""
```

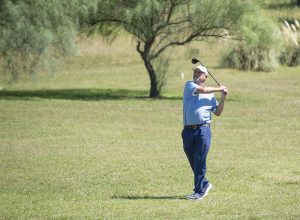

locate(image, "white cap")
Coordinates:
193 65 208 75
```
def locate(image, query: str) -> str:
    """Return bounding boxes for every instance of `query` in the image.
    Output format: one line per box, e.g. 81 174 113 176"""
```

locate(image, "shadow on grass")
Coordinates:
268 2 298 9
112 195 186 200
0 88 182 101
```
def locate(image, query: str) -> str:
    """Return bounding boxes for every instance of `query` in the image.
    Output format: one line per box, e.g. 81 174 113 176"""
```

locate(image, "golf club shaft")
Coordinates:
207 70 221 86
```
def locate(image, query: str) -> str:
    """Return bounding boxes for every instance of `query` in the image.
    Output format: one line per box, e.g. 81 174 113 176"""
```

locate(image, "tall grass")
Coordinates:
279 19 300 66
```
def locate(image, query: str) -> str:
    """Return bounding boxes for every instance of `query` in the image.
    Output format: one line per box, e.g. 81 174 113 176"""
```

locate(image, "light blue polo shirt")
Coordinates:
183 81 218 125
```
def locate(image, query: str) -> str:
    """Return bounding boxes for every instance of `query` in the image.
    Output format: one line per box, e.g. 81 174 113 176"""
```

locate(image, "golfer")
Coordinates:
182 65 228 200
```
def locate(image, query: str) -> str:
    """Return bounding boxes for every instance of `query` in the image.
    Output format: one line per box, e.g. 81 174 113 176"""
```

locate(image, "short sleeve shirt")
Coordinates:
183 81 218 125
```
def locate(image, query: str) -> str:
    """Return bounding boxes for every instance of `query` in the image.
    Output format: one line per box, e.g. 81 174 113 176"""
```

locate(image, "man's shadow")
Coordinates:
112 195 186 200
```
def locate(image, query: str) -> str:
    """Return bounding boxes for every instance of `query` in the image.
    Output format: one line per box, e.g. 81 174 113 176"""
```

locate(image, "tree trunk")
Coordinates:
142 56 160 98
136 40 160 98
297 0 300 6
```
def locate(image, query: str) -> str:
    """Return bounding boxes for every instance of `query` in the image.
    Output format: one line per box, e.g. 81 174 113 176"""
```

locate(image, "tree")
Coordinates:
88 0 261 97
0 0 91 81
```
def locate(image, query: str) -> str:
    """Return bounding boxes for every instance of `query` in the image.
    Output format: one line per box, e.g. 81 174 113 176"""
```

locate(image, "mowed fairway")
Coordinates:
0 37 300 219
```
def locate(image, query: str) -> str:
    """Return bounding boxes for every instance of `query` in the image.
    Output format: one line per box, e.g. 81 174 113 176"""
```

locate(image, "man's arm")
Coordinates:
214 90 228 116
195 85 226 94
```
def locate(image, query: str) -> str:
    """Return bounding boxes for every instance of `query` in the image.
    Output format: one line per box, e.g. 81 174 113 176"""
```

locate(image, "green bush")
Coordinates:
221 5 281 71
222 44 278 71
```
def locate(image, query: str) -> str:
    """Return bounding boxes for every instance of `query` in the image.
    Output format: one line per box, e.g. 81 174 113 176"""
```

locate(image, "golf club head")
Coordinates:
191 58 200 64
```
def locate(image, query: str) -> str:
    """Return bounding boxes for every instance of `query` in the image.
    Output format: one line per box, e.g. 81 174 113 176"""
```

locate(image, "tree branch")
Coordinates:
150 33 198 60
136 41 143 54
150 29 241 60
154 0 190 35
88 18 123 27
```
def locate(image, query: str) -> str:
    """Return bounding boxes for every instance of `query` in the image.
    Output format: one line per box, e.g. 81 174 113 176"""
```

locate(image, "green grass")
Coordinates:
1 28 300 220
1 70 299 219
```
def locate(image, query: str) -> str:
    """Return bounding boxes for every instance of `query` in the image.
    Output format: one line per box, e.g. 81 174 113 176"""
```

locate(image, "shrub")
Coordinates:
221 5 281 72
222 44 279 71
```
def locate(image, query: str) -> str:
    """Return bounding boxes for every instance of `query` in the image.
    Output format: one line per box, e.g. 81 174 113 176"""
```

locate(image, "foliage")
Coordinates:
221 6 281 71
0 0 92 81
0 0 289 93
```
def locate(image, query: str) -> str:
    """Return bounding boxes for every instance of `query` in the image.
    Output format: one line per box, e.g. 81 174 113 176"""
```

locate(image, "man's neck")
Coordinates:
193 78 206 86
196 81 206 87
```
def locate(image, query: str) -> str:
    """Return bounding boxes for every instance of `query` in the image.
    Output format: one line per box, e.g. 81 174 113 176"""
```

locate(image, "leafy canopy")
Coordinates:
89 0 254 60
0 0 91 80
88 0 276 97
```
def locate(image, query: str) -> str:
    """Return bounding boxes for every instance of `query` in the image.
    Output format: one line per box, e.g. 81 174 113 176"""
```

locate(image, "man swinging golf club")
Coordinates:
182 60 228 200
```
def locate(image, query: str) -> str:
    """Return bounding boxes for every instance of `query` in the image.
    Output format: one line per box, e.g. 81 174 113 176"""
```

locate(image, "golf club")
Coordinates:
192 58 221 86
191 58 227 94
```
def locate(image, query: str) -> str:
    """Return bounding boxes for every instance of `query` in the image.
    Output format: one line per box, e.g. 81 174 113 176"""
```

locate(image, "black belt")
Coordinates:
184 123 210 129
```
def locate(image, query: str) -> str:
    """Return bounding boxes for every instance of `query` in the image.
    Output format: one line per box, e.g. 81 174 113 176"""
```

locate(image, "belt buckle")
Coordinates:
191 125 197 129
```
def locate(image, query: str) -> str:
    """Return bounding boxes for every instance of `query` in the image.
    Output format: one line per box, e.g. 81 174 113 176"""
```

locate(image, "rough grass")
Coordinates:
1 33 300 219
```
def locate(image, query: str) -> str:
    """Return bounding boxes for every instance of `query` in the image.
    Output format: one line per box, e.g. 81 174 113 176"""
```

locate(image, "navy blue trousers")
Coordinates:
182 126 211 194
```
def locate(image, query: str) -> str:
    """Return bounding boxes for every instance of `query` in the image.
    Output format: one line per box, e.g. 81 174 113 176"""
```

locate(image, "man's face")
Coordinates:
193 70 207 83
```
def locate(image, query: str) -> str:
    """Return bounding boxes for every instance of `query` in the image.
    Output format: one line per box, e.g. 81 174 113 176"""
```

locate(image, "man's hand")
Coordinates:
222 88 228 96
219 85 228 95
219 85 226 91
